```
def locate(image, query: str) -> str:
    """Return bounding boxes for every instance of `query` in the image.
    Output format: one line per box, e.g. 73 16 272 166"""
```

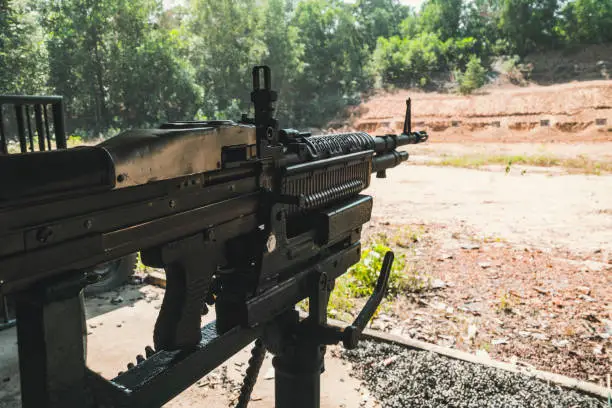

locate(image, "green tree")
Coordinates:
185 0 267 119
0 0 49 94
498 0 559 55
43 0 200 135
556 0 612 44
289 0 370 127
461 0 501 54
353 0 410 50
418 0 463 41
369 32 446 88
258 0 304 125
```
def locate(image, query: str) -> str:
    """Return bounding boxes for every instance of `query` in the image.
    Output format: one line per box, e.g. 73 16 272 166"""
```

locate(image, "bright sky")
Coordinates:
343 0 425 8
397 0 425 8
163 0 426 10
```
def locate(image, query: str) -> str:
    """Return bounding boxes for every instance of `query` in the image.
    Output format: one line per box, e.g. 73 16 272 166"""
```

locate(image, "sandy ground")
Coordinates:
367 162 612 252
357 142 611 384
407 142 612 163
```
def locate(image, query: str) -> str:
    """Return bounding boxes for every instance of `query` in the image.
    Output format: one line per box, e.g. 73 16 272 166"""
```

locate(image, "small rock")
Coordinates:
370 322 383 331
461 243 480 250
531 333 549 341
603 319 612 334
578 294 596 302
576 286 591 295
116 324 122 328
478 262 492 269
552 339 569 348
130 275 144 285
593 345 603 355
110 296 124 305
518 331 532 338
437 254 453 261
378 314 393 322
381 355 399 366
467 325 478 340
89 324 97 329
492 338 508 345
431 279 447 289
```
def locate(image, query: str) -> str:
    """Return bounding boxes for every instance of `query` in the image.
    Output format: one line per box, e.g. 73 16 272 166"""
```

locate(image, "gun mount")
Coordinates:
0 66 428 408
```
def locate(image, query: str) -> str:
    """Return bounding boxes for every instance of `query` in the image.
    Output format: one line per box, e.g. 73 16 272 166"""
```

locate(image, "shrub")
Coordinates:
457 55 487 94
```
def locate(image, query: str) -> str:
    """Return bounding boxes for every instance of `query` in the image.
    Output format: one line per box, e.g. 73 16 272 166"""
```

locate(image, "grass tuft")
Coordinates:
434 154 612 175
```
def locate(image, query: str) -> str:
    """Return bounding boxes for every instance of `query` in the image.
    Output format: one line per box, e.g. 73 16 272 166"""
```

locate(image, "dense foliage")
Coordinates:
1 0 611 135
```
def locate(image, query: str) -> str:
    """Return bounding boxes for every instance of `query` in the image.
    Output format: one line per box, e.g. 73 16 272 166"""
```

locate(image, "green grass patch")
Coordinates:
313 235 430 320
434 154 612 175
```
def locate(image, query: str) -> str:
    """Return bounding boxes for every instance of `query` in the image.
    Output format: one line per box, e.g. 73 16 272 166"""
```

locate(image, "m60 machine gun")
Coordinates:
0 66 427 407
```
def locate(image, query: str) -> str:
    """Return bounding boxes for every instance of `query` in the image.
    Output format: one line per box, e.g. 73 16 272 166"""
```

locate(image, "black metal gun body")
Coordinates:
0 66 427 408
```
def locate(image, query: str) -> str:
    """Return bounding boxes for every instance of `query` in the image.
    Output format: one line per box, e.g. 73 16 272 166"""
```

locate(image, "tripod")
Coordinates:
13 252 393 408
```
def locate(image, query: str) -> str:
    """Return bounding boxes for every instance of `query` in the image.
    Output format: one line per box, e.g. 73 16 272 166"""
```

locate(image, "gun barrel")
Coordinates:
374 132 427 153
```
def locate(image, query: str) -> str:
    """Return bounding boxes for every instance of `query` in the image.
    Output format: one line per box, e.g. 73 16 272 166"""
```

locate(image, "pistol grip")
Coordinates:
151 234 218 350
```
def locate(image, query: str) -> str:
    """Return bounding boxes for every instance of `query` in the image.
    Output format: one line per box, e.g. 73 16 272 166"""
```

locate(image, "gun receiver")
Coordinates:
0 65 428 408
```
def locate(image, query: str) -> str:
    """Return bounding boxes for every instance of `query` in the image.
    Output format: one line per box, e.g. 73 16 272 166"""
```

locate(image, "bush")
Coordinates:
457 55 487 94
369 32 446 88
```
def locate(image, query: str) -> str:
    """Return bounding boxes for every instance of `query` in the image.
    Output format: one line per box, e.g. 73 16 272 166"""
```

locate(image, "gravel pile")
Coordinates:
342 341 607 408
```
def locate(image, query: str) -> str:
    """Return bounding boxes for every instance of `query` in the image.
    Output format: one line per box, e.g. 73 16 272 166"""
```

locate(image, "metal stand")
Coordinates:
266 253 394 408
272 273 330 408
14 272 91 408
273 339 325 408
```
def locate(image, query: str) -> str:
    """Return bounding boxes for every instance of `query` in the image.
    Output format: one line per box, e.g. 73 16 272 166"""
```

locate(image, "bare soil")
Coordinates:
359 146 612 386
363 221 610 384
348 79 612 385
344 80 612 143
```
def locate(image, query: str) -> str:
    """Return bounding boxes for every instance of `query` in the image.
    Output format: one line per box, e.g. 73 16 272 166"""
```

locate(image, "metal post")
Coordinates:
25 105 34 152
272 273 331 408
15 105 27 153
43 105 52 150
273 340 324 408
15 274 91 408
0 106 7 154
52 99 67 149
35 104 46 151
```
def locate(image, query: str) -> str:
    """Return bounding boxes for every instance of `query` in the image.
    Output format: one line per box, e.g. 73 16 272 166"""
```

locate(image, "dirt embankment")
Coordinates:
347 81 612 143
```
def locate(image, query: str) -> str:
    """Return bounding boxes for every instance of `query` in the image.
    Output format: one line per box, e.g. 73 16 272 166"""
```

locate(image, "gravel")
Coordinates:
342 341 607 408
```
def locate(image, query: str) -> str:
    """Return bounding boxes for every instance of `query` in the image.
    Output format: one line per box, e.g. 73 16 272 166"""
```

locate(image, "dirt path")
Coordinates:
367 164 612 252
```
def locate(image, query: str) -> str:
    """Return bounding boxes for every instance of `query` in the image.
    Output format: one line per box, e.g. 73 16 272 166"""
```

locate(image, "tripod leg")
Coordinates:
15 273 91 408
272 272 332 408
273 341 325 408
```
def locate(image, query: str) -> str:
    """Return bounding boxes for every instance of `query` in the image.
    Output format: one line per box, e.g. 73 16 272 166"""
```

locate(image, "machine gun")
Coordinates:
0 66 428 408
